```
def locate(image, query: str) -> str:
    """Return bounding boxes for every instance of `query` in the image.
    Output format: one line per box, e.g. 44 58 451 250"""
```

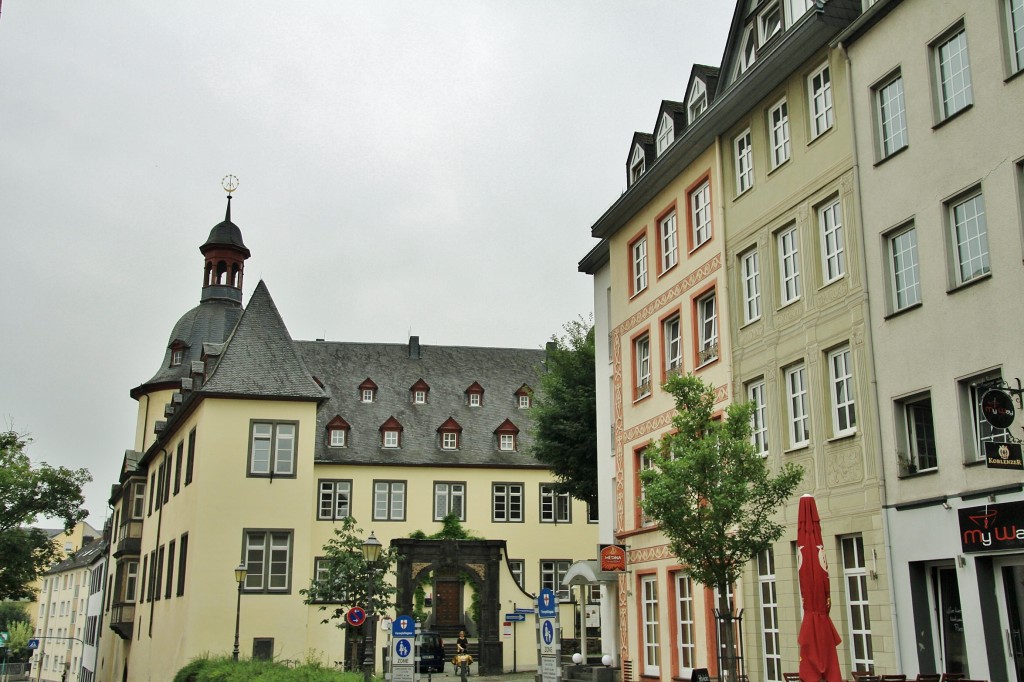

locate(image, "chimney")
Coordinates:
409 335 421 359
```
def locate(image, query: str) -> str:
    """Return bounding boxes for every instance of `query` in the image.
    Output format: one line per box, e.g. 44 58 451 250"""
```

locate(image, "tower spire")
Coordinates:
200 175 249 304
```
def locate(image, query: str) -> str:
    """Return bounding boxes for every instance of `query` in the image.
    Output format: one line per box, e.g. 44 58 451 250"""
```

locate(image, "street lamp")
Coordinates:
361 532 383 682
233 562 247 662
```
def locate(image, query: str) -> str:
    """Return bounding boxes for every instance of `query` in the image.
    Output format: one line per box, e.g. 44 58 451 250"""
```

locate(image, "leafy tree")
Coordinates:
530 317 598 506
0 602 29 631
0 431 92 600
639 374 803 682
6 620 33 661
301 517 398 627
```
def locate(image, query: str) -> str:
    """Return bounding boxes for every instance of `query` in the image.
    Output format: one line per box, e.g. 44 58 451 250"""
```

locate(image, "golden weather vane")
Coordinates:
221 174 239 194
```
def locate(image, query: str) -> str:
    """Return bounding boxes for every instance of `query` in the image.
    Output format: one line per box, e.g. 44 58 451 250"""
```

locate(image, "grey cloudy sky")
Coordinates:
0 1 734 526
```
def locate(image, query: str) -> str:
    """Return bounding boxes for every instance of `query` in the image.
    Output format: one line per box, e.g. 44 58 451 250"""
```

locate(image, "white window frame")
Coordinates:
632 236 648 294
758 548 783 682
499 433 516 451
329 428 346 448
828 346 857 437
361 388 374 403
691 181 712 247
493 483 524 522
630 145 646 184
373 481 406 521
898 393 938 473
664 315 682 376
675 573 695 675
786 364 810 448
819 198 845 284
123 561 138 603
949 190 990 285
688 79 707 122
735 129 754 194
383 430 400 449
249 422 296 477
1008 0 1024 74
887 224 921 312
660 211 678 272
934 26 972 120
696 291 718 367
509 559 525 588
808 62 834 138
741 248 762 324
748 379 769 456
841 536 874 673
441 431 459 450
635 335 651 398
541 560 571 601
785 0 814 27
739 25 757 74
518 393 531 409
433 482 466 521
876 73 907 158
768 98 790 169
656 112 675 156
778 226 801 305
243 530 292 593
540 484 571 523
641 575 661 676
759 2 782 43
414 390 427 404
318 479 351 521
468 392 481 407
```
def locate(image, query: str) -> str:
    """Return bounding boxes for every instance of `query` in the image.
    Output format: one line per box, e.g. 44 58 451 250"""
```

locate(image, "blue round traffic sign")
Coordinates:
346 607 366 627
396 639 412 658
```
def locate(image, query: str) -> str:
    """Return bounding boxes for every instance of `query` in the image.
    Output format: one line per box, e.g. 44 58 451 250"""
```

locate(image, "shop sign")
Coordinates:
981 389 1016 429
959 500 1024 552
599 544 626 572
986 442 1024 471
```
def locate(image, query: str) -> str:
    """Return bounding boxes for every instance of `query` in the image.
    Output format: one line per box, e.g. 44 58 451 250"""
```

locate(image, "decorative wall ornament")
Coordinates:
825 445 863 486
627 544 675 564
613 254 721 337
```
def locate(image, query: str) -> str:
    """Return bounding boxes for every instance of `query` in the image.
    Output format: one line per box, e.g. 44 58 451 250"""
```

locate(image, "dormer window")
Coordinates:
410 379 430 404
759 1 782 43
655 113 675 156
379 416 403 449
359 378 378 403
515 385 533 409
437 417 463 451
495 419 520 451
169 340 187 368
688 80 707 123
630 145 646 184
326 416 350 448
466 382 484 407
739 25 757 74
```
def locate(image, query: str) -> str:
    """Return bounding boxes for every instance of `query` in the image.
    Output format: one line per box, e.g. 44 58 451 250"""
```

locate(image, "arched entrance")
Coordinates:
392 538 506 675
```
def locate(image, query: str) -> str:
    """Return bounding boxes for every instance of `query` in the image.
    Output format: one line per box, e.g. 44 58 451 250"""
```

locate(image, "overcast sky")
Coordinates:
0 1 734 526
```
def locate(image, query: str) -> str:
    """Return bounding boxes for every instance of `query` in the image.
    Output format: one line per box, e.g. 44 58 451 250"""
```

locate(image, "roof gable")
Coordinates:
199 280 326 400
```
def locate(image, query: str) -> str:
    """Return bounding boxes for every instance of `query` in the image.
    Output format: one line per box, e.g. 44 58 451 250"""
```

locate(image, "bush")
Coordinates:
173 655 365 682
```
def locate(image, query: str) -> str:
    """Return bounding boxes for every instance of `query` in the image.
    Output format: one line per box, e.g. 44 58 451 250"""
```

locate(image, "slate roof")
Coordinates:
200 280 326 400
44 538 108 575
297 339 548 468
132 298 243 398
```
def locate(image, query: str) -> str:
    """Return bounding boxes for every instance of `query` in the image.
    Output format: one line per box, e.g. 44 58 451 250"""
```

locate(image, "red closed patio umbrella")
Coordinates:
797 494 842 682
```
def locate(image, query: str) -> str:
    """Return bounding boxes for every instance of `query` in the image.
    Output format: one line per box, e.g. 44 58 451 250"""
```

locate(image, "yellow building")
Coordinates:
581 1 896 680
96 198 597 681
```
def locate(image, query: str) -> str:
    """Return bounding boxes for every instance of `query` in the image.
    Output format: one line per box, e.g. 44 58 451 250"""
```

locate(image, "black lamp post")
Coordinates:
233 562 247 662
361 532 382 682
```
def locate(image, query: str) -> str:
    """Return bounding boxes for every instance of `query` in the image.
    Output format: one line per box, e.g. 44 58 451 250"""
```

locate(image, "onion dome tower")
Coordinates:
130 178 250 399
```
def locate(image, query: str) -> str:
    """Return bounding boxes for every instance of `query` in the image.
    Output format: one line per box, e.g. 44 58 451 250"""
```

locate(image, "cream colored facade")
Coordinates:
95 210 598 682
841 1 1024 680
582 2 898 681
721 41 896 679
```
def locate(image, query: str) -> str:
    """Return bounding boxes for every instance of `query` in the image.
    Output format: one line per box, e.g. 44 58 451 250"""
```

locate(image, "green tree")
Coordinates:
6 620 34 661
0 431 92 601
0 602 29 632
639 374 803 682
530 317 598 506
300 517 398 627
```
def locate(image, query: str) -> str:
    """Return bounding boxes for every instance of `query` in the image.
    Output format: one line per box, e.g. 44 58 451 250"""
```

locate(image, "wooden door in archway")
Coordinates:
435 579 462 627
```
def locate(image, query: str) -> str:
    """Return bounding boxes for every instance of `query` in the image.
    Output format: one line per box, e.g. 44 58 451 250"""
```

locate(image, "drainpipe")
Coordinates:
837 39 903 668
